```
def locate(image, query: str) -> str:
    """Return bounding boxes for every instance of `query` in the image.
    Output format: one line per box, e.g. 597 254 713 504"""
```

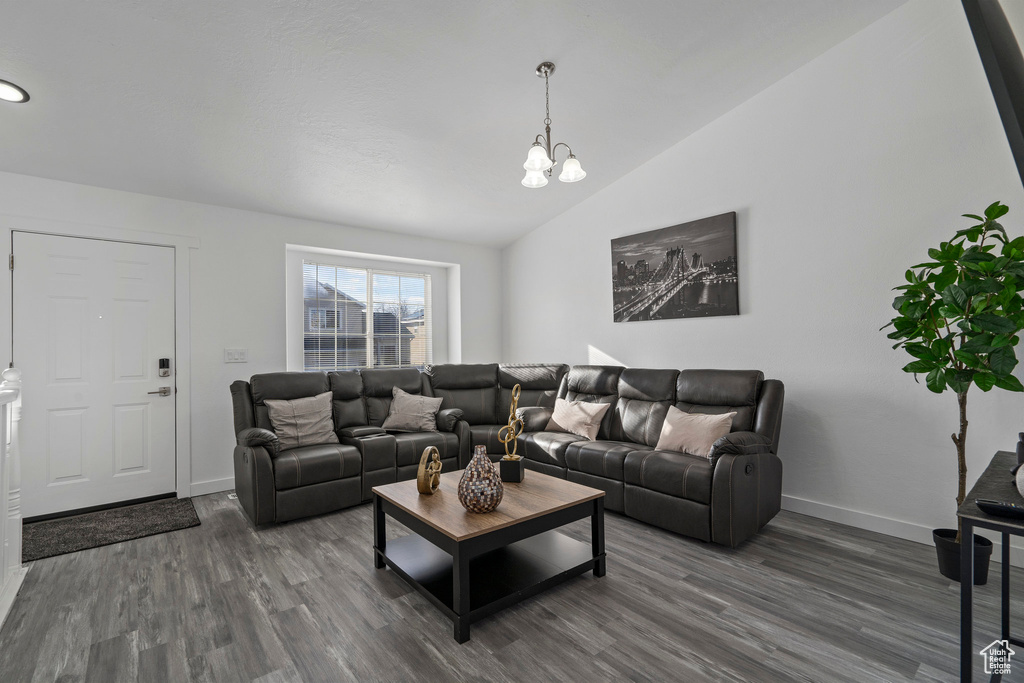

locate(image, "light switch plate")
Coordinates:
224 348 248 363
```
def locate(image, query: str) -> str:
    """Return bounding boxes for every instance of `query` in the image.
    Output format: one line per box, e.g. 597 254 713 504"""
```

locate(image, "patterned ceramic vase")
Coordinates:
458 451 504 513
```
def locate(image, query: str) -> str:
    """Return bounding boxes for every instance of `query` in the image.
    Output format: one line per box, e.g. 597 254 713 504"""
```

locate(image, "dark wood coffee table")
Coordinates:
372 468 606 643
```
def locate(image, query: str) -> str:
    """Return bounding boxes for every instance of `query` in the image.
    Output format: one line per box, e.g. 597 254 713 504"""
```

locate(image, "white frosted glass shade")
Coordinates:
558 156 586 183
0 80 28 103
521 170 548 188
523 144 553 171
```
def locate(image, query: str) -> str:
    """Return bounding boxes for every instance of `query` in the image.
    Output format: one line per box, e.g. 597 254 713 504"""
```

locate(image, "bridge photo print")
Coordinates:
611 211 739 322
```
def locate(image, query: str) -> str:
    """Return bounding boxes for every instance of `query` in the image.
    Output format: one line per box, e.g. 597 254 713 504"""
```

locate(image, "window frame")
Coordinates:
301 259 434 371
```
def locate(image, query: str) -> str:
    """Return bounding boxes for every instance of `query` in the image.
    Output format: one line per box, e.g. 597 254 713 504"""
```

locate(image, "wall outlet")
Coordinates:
224 348 248 363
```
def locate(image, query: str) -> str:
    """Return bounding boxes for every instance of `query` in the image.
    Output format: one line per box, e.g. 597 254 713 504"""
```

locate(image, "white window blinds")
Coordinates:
302 261 432 371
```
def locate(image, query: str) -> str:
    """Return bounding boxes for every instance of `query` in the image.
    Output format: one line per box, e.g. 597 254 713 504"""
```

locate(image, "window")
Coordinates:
302 260 432 371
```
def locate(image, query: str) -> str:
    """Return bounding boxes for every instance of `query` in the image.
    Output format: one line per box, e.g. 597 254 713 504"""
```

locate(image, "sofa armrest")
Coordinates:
339 426 386 439
708 431 772 465
237 427 279 456
454 420 472 467
516 406 552 433
710 449 783 547
437 408 464 432
233 444 276 525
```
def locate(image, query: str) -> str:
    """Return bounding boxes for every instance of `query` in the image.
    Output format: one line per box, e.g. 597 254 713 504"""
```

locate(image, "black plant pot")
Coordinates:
933 528 992 585
499 458 525 483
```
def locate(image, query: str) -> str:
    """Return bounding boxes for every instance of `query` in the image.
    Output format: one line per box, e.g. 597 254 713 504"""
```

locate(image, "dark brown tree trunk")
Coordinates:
953 390 968 543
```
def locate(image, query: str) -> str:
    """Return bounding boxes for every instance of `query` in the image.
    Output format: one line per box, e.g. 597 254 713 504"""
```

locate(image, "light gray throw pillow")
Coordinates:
264 391 339 452
545 397 611 441
655 406 736 459
382 387 442 432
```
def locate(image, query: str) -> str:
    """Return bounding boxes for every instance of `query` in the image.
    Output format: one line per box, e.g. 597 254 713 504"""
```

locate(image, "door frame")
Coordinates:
1 214 199 499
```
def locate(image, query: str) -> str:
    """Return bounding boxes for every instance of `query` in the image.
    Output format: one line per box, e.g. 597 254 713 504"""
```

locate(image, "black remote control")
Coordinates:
976 499 1024 520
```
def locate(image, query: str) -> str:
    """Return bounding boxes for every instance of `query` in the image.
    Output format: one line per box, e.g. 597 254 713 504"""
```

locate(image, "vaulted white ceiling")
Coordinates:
0 0 905 247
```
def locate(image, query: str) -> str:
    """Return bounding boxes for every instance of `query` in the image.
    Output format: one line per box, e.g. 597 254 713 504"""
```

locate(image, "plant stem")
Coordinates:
953 390 969 544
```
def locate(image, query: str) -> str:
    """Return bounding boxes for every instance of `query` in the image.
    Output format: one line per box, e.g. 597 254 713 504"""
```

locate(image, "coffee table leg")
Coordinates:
373 494 386 569
592 497 606 577
453 546 470 643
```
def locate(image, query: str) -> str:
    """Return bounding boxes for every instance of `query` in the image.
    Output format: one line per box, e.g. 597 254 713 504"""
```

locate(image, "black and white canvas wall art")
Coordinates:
611 212 739 322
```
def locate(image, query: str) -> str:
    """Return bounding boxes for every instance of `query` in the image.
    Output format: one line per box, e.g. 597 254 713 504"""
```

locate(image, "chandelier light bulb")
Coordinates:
558 155 586 183
521 170 549 189
523 143 553 172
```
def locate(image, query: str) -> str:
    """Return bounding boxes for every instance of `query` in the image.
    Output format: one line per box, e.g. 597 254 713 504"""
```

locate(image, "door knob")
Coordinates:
148 387 172 397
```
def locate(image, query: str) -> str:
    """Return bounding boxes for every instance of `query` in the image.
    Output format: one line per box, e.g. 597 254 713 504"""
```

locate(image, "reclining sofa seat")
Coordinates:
517 365 623 478
565 368 678 513
360 368 460 481
423 363 568 462
230 372 362 524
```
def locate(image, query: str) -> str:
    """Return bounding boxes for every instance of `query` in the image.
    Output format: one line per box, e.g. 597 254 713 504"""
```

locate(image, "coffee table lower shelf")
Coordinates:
377 530 596 638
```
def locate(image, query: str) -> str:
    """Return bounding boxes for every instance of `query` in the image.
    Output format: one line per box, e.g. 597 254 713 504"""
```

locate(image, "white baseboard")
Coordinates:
0 566 28 631
783 494 1024 568
188 477 234 497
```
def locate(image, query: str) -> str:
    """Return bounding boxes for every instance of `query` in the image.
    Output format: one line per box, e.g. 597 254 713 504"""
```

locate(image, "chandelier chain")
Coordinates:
544 71 551 127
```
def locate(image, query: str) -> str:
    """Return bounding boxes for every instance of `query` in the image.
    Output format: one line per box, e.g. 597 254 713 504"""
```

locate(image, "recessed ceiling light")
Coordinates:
0 79 29 103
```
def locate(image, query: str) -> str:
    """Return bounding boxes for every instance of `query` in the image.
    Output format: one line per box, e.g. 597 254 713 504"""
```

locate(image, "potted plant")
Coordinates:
884 201 1024 584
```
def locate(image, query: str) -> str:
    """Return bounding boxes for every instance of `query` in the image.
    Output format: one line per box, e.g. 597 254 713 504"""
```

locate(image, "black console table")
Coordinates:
959 450 1023 681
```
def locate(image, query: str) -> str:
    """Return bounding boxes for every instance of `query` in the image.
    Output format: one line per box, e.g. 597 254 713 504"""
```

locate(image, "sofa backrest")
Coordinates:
558 365 623 439
424 363 499 424
609 368 678 447
250 372 330 431
360 368 425 426
327 371 367 430
674 369 764 434
497 364 567 419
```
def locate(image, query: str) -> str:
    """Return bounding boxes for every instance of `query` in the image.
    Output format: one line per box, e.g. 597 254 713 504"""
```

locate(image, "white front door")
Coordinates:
13 232 176 518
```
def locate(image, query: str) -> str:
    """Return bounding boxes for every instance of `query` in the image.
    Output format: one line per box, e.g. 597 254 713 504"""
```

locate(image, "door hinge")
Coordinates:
8 254 12 271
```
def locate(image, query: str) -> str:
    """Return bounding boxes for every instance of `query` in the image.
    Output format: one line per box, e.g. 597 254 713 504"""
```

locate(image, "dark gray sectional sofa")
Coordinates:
229 362 784 547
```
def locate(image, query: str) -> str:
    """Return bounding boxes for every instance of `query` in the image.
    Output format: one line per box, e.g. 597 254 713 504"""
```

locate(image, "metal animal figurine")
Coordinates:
416 446 443 494
498 384 524 460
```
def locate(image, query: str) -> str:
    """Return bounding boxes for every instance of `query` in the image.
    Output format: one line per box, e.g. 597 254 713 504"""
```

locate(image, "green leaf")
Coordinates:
974 313 1018 334
902 360 935 374
941 284 967 311
903 301 928 320
955 350 982 367
963 213 985 221
927 248 943 261
926 368 946 393
995 374 1024 391
961 248 996 264
985 201 1009 220
947 369 975 393
989 346 1019 376
991 334 1013 349
905 343 939 361
960 333 995 352
974 371 997 391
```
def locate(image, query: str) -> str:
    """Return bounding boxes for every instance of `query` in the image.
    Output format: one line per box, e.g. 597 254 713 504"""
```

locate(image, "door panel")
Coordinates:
14 232 176 517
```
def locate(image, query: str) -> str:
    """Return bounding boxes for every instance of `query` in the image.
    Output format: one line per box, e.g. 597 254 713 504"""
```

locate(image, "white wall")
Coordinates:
503 0 1024 545
0 173 502 492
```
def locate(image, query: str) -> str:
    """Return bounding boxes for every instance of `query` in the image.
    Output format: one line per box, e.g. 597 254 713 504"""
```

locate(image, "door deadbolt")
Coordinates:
148 387 172 397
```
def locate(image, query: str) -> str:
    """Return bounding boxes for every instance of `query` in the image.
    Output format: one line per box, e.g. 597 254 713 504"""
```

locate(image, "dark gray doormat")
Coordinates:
22 497 201 562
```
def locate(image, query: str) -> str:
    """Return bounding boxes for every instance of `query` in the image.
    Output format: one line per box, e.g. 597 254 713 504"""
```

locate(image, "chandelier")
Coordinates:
522 62 586 188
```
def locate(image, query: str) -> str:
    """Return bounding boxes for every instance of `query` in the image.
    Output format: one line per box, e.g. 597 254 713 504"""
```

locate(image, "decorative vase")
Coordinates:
458 451 503 513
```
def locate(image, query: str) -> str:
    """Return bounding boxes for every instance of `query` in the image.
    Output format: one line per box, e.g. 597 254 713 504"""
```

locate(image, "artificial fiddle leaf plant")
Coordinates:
884 201 1024 542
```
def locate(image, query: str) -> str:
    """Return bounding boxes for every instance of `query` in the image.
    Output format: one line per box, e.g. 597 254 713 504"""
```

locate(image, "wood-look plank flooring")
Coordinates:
0 491 1017 682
